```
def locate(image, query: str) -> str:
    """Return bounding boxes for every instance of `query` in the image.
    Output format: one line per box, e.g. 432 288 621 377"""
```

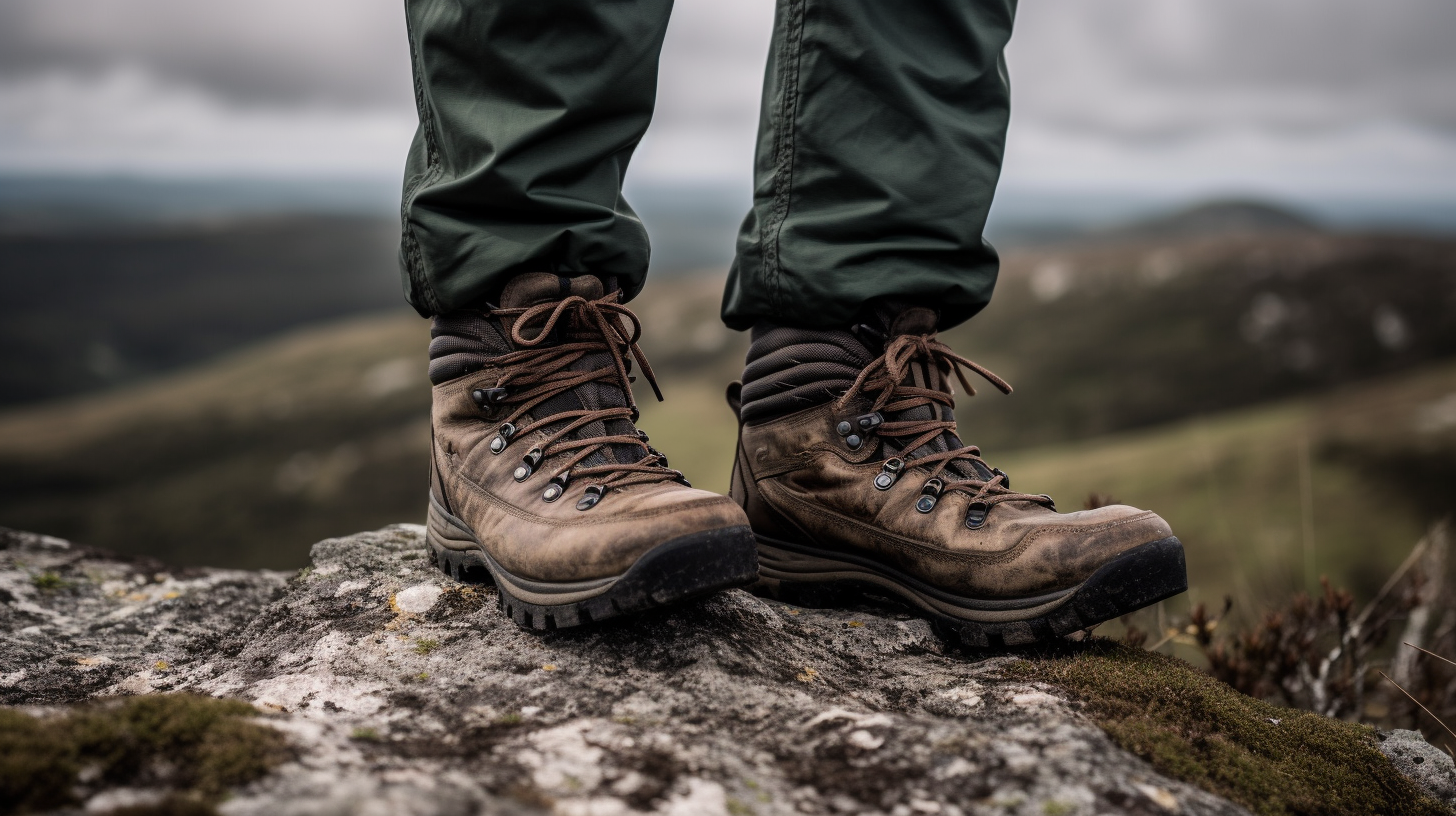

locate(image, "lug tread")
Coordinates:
426 506 758 631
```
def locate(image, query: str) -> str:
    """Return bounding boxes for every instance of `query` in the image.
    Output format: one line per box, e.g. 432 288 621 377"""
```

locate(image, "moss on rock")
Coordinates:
1006 640 1452 816
0 693 291 815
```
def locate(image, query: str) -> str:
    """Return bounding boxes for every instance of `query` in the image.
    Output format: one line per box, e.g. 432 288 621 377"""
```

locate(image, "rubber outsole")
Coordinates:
425 497 759 631
753 534 1187 648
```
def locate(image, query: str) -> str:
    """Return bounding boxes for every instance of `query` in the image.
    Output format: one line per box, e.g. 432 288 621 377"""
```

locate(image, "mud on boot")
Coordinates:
728 303 1187 647
427 273 757 630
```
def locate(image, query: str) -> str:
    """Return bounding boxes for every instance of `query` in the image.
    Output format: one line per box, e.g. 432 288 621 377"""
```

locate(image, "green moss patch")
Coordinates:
1005 641 1451 816
0 693 291 816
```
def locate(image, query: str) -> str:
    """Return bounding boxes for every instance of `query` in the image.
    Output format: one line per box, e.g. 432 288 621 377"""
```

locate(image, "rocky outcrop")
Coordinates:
3 525 1451 816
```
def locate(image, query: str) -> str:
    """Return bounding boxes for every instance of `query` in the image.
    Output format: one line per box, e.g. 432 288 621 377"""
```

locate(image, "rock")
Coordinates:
0 527 287 705
1382 729 1456 808
0 524 1444 815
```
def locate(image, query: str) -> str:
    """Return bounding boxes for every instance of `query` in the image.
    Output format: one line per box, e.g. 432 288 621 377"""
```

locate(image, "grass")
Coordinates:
1007 641 1452 816
0 694 290 816
30 571 69 590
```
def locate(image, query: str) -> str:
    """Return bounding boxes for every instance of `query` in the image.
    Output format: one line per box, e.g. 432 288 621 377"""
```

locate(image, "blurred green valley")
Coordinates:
1 199 1454 628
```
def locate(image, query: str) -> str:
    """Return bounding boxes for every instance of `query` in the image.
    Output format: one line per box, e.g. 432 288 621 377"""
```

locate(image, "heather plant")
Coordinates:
1126 520 1455 754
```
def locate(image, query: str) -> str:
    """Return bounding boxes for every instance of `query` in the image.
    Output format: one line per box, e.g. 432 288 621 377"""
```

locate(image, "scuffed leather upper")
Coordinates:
431 273 748 583
434 381 747 582
732 399 1173 599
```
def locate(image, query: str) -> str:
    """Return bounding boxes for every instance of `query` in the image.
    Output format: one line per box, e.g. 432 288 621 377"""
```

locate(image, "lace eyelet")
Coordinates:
542 470 570 502
514 447 543 482
855 412 884 432
489 422 518 454
991 467 1010 490
916 478 944 513
845 434 863 450
576 484 604 511
874 458 904 490
965 502 989 529
471 387 510 410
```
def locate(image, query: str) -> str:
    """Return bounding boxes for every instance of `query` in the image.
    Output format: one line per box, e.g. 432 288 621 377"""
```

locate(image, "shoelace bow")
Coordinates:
485 293 683 491
835 333 1053 509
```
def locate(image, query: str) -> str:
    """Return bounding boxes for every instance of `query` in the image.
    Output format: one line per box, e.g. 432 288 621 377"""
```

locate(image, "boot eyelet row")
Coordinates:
489 422 518 454
513 447 543 481
965 501 989 529
916 478 944 513
576 485 604 511
874 457 904 490
542 470 571 502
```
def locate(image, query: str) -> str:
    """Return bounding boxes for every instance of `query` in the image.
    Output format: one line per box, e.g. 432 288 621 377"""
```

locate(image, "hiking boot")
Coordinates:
728 304 1186 647
427 273 757 629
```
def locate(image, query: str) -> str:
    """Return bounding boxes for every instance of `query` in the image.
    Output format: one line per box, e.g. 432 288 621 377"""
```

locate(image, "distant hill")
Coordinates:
0 181 748 408
0 215 407 407
988 198 1322 248
947 230 1456 450
1103 199 1320 241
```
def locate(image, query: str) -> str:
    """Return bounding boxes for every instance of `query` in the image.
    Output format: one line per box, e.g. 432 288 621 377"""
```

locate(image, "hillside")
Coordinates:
0 216 404 406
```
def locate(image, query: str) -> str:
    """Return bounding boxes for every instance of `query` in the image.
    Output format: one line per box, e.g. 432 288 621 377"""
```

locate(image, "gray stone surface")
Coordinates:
4 524 1259 815
1381 729 1456 809
0 526 288 705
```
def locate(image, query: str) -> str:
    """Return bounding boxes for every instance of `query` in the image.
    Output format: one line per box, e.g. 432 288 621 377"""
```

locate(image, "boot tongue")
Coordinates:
886 305 937 337
500 272 604 309
499 273 640 468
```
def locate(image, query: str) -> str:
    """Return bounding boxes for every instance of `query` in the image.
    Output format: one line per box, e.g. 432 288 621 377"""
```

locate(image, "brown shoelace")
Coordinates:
836 333 1052 509
485 293 683 492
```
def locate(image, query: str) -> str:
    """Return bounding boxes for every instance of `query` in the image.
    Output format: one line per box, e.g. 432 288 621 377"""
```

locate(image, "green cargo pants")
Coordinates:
401 0 1016 331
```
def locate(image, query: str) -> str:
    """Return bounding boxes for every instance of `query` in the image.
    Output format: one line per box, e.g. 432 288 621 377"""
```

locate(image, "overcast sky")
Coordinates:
1 0 1453 201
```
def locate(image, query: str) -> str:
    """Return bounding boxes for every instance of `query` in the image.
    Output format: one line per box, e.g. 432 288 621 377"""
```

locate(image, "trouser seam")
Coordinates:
404 3 439 168
402 1 445 315
762 0 809 319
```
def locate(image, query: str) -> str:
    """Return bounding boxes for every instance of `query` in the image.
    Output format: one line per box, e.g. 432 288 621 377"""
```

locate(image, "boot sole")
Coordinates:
425 493 759 630
754 533 1187 647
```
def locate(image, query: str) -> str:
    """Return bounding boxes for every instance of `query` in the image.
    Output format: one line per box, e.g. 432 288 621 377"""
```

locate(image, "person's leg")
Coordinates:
725 0 1187 646
404 0 758 631
723 0 1015 331
401 0 672 315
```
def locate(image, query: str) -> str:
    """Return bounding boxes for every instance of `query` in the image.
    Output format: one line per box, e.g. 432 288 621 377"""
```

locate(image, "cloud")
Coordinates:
1 0 1453 200
0 0 412 108
0 67 414 176
1001 120 1456 200
1009 0 1456 137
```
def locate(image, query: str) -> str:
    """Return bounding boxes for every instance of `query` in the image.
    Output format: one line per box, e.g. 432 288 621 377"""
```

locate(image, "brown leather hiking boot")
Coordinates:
728 304 1186 647
426 273 756 629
